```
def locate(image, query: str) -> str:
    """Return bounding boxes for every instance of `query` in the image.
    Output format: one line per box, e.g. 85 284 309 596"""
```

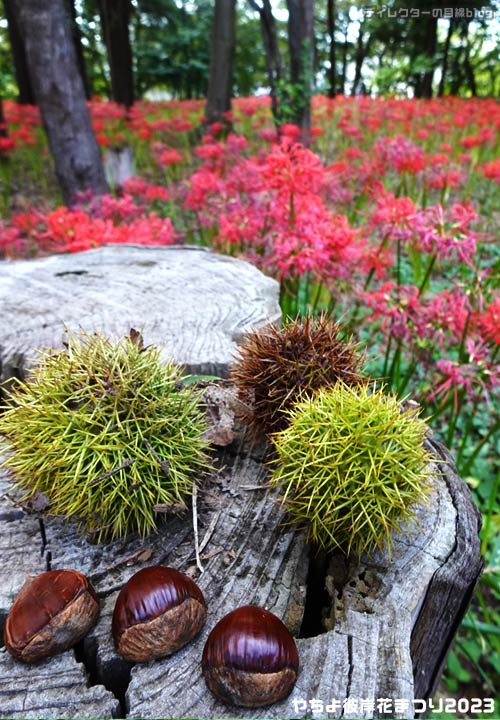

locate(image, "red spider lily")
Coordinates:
478 296 500 345
375 134 426 175
158 148 184 166
371 193 417 243
122 177 169 201
0 225 25 257
483 159 500 183
428 359 474 411
0 137 16 154
194 141 226 162
260 140 324 195
410 202 478 265
279 124 301 140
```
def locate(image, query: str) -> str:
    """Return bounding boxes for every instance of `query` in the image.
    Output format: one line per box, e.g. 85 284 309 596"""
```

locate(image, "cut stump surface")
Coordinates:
0 246 482 719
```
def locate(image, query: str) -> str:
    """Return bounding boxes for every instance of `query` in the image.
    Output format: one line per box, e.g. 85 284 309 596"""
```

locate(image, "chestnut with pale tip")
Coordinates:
202 605 299 707
112 565 207 662
4 569 100 663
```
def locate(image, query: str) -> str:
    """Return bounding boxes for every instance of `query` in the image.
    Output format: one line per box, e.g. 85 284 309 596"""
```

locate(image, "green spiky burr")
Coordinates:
0 330 210 542
269 383 434 559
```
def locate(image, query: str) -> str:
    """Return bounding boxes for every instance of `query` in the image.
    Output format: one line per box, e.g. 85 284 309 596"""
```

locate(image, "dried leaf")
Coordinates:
129 327 144 350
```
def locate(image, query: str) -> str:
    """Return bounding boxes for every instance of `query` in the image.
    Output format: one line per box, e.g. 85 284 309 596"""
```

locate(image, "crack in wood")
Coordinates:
78 635 132 719
341 634 354 718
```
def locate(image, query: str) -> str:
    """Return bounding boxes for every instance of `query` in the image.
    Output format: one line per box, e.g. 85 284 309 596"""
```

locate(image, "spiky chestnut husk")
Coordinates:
230 315 365 439
269 383 434 559
0 330 210 542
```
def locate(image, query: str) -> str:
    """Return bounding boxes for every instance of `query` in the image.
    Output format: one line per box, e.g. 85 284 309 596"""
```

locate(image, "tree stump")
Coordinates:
0 246 483 719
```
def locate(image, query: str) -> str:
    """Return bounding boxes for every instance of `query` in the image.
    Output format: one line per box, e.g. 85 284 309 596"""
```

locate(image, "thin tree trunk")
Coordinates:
340 33 348 95
351 23 371 96
3 0 35 104
98 0 134 108
286 0 314 142
462 23 477 96
87 15 111 98
13 0 108 205
421 15 438 98
326 0 336 98
205 0 236 128
67 0 91 99
438 18 454 97
0 97 7 137
247 0 282 122
450 49 464 95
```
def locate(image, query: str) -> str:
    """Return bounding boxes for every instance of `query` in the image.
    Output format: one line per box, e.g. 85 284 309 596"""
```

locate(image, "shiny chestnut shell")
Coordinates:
202 605 299 707
112 565 207 662
4 569 100 663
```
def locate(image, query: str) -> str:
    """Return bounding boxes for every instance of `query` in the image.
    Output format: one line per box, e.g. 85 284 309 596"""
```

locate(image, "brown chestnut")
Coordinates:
4 569 100 663
112 565 206 662
202 605 299 707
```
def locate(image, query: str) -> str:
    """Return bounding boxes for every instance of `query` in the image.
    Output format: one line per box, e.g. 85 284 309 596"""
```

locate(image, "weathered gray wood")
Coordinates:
410 440 484 701
0 650 120 719
0 244 281 392
0 425 481 719
0 247 482 719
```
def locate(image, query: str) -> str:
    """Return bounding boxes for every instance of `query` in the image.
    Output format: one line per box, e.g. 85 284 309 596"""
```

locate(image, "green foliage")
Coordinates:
276 40 313 126
0 330 210 542
269 383 433 558
133 0 213 98
276 78 307 125
0 22 16 97
234 11 268 97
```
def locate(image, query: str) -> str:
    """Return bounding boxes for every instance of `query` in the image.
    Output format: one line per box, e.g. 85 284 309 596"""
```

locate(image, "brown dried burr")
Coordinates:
3 569 100 663
202 605 299 707
112 565 207 662
230 315 365 439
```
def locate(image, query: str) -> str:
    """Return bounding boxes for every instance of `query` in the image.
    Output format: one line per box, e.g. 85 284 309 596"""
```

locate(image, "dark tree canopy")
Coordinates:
1 0 498 103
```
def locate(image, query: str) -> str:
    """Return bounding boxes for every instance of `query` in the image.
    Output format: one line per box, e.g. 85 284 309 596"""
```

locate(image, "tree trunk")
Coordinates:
286 0 314 142
450 49 464 95
421 15 438 98
0 97 7 137
67 0 92 99
98 0 134 108
351 23 371 96
205 0 236 128
438 18 454 97
326 0 336 98
340 32 348 95
462 23 477 96
3 0 35 104
247 0 282 123
13 0 108 205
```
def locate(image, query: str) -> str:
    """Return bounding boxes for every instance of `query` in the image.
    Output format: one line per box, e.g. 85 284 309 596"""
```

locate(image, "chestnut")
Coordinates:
112 565 206 662
202 605 299 707
4 569 100 663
